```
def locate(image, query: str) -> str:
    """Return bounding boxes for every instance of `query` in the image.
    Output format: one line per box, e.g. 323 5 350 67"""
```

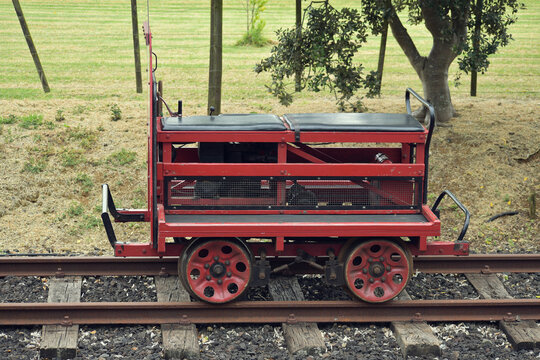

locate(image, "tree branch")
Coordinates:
420 1 449 39
421 1 466 67
387 5 425 76
451 1 470 49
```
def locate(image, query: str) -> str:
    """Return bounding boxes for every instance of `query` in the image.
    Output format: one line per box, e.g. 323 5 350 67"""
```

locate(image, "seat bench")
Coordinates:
283 113 424 132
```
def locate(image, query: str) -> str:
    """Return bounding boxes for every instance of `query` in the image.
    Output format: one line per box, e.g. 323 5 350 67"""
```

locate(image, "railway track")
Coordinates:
1 299 539 325
0 254 539 359
1 254 539 276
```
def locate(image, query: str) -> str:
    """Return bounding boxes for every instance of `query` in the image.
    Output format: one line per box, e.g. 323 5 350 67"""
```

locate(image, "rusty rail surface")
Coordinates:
0 299 538 325
0 254 538 277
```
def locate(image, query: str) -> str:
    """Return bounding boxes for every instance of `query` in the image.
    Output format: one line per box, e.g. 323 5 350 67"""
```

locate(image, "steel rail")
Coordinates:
0 299 538 325
0 254 538 277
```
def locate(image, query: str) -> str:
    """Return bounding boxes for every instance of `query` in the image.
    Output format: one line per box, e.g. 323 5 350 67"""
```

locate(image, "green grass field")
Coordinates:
1 0 539 109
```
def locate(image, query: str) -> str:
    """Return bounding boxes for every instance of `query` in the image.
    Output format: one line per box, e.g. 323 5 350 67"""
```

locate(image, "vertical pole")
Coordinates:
376 20 388 95
131 0 143 93
12 0 50 93
157 80 163 116
245 0 249 33
294 0 302 92
471 0 482 97
208 0 223 115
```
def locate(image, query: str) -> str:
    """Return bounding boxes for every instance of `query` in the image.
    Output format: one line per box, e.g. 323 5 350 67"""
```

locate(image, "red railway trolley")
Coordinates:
102 24 470 304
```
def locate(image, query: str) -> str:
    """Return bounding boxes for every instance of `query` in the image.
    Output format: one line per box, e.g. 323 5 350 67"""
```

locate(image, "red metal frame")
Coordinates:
110 24 468 261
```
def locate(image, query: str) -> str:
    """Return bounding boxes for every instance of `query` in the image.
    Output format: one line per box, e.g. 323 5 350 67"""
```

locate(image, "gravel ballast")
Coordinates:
317 324 402 360
419 322 540 360
499 273 540 299
198 324 288 360
0 270 539 359
0 327 40 360
81 276 157 302
0 276 48 303
76 325 162 359
297 274 352 301
406 273 479 300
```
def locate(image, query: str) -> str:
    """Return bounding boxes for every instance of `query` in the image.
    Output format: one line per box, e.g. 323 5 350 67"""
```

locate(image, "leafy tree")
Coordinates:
255 1 378 111
363 0 522 123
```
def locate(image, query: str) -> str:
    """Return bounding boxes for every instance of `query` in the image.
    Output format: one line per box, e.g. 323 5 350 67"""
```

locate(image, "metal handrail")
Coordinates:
431 190 471 242
101 184 145 249
405 88 435 204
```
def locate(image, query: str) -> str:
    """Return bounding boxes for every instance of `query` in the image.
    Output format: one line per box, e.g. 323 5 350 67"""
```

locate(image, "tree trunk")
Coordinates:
208 0 222 115
419 59 454 123
387 4 466 124
294 0 302 92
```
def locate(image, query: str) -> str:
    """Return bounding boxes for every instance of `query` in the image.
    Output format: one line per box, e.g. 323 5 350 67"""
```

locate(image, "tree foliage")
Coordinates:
459 0 521 75
364 0 521 75
361 0 523 122
255 1 378 111
257 0 523 120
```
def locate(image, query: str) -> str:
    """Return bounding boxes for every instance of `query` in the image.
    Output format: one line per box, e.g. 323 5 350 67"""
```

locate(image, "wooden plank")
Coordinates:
466 273 540 350
465 273 511 299
499 320 540 350
155 276 200 359
391 290 441 357
268 276 325 355
40 276 81 359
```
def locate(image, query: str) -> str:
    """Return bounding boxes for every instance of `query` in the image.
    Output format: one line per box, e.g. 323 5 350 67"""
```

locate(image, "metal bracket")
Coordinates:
324 258 345 286
61 315 73 327
158 267 169 277
251 258 271 287
180 314 191 325
503 313 518 322
54 267 65 278
287 313 297 325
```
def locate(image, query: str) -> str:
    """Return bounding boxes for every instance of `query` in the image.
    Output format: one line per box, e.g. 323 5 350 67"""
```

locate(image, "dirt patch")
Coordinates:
0 96 538 255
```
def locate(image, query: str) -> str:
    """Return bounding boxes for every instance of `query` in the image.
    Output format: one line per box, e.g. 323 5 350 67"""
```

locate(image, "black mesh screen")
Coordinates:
165 176 422 210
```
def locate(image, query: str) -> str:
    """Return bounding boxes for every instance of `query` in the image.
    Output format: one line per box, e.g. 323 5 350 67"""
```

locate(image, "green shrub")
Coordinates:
61 149 84 167
74 173 94 194
108 148 137 165
19 114 43 129
110 104 122 121
55 109 66 122
0 114 17 124
22 158 46 173
82 214 101 229
67 203 84 217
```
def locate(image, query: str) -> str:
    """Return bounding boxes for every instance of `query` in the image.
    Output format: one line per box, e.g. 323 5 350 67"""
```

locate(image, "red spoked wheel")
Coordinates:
179 239 252 304
343 239 412 303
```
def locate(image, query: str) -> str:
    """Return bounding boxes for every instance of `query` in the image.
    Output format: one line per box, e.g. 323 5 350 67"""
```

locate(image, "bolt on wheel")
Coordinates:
343 239 411 303
179 238 252 304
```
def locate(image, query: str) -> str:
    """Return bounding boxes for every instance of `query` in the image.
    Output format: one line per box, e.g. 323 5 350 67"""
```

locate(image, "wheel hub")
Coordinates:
210 262 226 278
369 262 385 277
